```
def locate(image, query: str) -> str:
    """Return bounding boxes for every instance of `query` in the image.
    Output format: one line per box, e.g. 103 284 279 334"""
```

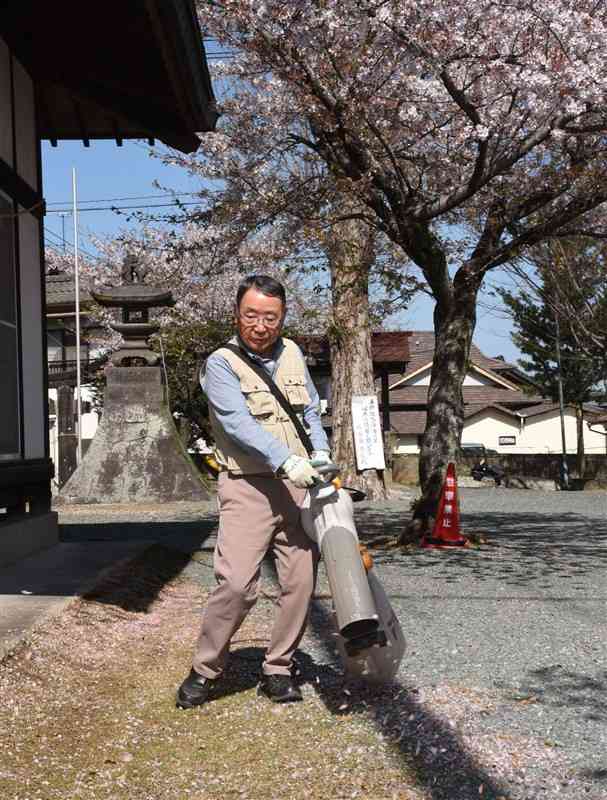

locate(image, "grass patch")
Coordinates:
0 545 423 800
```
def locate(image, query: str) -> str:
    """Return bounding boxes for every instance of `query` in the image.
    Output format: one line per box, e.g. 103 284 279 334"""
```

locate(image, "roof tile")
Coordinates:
45 273 91 310
403 331 518 374
296 331 410 364
388 385 542 407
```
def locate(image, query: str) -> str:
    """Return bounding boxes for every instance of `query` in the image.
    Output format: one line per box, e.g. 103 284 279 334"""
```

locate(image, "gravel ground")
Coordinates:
57 487 606 800
311 488 607 800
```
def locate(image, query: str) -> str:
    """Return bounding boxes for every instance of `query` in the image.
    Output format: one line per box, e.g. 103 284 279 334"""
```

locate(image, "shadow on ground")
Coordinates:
224 638 511 800
255 552 513 799
58 515 216 612
495 664 607 723
356 508 607 590
302 597 512 800
60 518 218 544
81 544 196 613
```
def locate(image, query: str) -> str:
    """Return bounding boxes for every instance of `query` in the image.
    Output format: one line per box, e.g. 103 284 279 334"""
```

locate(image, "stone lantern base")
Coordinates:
56 366 211 505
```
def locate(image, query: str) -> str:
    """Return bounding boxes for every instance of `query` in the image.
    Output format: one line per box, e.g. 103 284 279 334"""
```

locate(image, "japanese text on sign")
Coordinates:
351 395 386 471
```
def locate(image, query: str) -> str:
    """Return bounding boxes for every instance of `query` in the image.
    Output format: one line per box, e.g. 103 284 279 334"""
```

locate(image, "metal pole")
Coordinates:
554 311 569 489
72 168 83 464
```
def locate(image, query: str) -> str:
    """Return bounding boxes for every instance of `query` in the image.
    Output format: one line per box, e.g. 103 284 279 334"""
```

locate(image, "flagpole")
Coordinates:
72 167 83 464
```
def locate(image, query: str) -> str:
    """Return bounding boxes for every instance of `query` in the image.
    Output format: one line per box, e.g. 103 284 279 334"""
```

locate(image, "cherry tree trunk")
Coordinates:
327 221 387 502
399 275 479 543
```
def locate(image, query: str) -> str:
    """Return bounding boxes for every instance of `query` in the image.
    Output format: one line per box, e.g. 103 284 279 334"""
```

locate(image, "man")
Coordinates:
176 274 330 708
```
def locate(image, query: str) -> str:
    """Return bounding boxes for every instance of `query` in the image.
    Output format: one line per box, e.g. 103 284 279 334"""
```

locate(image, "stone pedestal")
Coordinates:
56 367 210 504
56 384 77 486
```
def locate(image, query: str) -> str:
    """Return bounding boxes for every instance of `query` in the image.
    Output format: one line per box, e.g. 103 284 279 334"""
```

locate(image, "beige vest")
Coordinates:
209 338 311 475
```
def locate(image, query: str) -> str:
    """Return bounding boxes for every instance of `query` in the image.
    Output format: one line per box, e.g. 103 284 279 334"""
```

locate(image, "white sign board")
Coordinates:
351 395 386 470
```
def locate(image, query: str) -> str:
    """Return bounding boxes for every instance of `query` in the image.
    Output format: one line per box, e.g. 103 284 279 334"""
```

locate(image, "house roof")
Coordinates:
385 334 541 436
400 332 518 374
390 404 522 436
369 332 411 363
45 273 92 314
389 410 428 435
488 360 538 388
387 385 542 408
389 332 530 390
464 403 523 420
521 402 607 419
296 331 410 368
391 402 607 436
389 402 523 436
2 0 217 153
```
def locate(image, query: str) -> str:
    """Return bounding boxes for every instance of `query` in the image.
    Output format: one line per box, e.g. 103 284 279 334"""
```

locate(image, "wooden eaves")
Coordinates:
1 0 218 153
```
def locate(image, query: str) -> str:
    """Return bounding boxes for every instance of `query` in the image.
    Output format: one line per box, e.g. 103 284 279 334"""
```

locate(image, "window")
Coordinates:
0 193 20 459
498 435 516 446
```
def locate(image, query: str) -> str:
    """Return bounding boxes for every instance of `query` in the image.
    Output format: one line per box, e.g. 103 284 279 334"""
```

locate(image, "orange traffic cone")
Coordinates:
422 462 468 548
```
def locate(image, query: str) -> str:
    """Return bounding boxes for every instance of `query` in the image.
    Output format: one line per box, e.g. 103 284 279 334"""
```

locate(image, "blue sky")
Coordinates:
41 139 521 363
42 140 203 256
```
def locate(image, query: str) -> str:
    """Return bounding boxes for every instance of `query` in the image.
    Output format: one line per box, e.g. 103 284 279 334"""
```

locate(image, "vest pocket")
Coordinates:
242 387 275 418
283 375 311 409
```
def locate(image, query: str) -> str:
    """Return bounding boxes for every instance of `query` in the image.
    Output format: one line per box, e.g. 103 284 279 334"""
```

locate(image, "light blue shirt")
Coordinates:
201 336 330 472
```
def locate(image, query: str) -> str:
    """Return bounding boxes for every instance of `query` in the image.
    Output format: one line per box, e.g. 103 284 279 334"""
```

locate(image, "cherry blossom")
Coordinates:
189 0 607 532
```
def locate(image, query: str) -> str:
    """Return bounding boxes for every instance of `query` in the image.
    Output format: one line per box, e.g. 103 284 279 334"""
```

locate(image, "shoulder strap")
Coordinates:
221 342 314 456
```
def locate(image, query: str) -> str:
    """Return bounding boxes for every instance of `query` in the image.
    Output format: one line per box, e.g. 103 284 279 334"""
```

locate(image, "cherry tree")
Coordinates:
68 224 327 437
81 224 324 331
195 0 607 537
155 31 417 500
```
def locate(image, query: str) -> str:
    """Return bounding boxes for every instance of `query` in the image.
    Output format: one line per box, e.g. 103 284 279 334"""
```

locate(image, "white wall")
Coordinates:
393 407 607 455
403 364 511 388
80 413 98 440
466 407 607 454
463 370 498 387
463 410 521 451
19 210 46 459
522 409 606 455
403 366 432 386
47 385 100 447
393 434 420 454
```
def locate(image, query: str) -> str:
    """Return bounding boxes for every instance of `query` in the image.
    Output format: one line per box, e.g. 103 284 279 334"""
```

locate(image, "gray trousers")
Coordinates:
192 472 318 678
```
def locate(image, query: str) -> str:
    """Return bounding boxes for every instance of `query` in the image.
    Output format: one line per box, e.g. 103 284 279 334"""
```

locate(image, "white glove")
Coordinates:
311 450 332 466
282 455 320 488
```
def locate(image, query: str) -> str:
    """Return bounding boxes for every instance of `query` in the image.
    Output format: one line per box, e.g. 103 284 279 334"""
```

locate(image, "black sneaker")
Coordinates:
176 668 214 709
257 674 302 703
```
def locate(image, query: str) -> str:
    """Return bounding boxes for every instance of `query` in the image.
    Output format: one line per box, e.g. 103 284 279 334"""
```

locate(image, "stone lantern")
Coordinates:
92 283 174 366
56 259 210 505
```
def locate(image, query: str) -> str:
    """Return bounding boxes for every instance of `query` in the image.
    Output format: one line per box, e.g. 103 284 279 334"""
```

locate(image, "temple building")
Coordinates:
0 1 217 565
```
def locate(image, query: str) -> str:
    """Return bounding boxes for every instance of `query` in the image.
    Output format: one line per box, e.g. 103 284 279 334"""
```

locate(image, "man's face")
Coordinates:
236 287 286 355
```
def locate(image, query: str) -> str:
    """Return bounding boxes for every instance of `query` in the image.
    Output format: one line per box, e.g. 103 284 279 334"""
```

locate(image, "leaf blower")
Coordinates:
301 463 406 684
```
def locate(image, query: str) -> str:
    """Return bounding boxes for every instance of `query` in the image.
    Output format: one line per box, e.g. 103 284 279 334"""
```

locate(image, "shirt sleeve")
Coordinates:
201 353 291 472
298 349 331 453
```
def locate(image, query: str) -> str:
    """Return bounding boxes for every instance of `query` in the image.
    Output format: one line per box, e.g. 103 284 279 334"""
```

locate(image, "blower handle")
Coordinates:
311 461 341 483
310 462 366 502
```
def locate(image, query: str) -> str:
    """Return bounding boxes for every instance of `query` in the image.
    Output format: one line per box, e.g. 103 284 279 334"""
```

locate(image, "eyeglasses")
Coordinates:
238 312 282 329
